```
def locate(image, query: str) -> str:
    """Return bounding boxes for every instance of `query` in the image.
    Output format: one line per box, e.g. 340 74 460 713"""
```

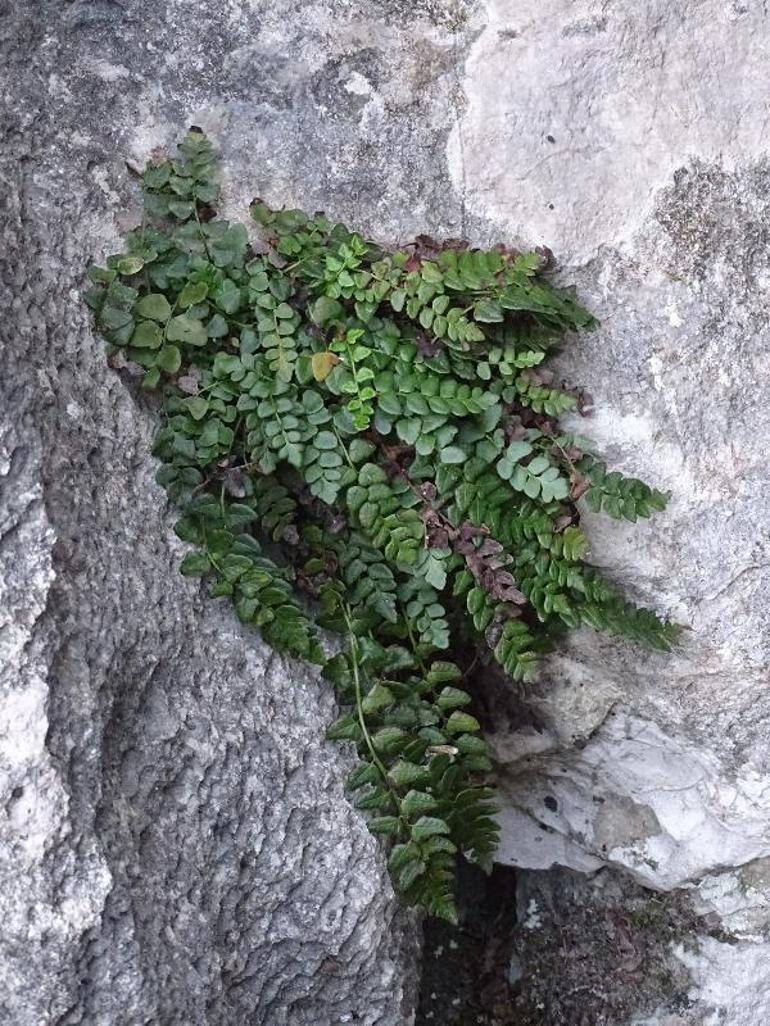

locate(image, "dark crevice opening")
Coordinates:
417 860 520 1026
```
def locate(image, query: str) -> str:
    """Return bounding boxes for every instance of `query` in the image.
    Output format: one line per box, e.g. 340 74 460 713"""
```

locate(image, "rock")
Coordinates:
0 0 482 1020
5 0 770 1022
450 1 770 1022
509 869 698 1025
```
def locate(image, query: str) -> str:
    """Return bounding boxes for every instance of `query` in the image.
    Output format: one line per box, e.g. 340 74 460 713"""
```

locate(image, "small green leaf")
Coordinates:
389 761 428 788
473 299 503 323
117 256 144 275
369 816 402 836
455 734 487 755
314 431 338 450
398 857 427 890
523 475 540 499
506 440 534 463
213 279 241 314
100 306 133 331
445 711 481 735
180 552 211 576
438 446 466 465
378 393 401 417
348 438 376 463
88 264 116 284
411 816 451 842
144 163 171 188
327 715 361 741
400 790 438 816
136 293 172 321
155 344 181 374
424 554 447 590
207 313 229 338
437 687 472 712
183 397 210 420
168 199 194 219
373 726 406 754
167 314 207 346
361 683 395 715
390 288 406 312
310 295 343 325
348 763 381 791
426 662 462 685
396 419 421 446
131 320 162 349
178 281 209 307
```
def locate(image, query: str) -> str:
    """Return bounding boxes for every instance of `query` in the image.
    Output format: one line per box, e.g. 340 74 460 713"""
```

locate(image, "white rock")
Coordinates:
451 0 770 1020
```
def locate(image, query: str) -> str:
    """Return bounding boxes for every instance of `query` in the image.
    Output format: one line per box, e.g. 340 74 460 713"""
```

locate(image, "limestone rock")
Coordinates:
450 2 770 1022
5 0 770 1023
0 0 480 1020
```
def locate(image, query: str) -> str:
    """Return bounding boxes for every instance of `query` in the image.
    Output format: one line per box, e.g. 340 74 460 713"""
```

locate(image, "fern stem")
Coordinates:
404 616 430 676
342 605 409 833
193 204 214 263
343 606 389 781
333 428 356 472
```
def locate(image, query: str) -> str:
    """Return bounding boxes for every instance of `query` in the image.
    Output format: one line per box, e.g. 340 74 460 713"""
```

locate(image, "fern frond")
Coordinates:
86 127 680 922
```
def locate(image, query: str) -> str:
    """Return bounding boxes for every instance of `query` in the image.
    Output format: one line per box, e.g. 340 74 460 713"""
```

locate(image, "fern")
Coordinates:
84 128 680 923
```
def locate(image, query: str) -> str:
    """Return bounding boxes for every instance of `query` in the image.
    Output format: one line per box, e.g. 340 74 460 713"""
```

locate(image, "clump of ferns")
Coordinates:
85 130 678 923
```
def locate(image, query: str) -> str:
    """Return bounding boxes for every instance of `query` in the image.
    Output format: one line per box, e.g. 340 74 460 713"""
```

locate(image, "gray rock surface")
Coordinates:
0 0 478 1021
450 2 770 1023
5 0 770 1023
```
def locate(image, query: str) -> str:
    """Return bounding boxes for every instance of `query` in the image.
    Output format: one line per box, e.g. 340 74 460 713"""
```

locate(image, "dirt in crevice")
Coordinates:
417 861 711 1026
417 860 520 1026
509 869 702 1026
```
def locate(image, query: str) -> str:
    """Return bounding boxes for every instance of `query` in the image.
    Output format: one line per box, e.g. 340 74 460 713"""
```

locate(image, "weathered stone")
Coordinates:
5 0 770 1022
450 2 770 1022
509 869 699 1026
0 0 481 1021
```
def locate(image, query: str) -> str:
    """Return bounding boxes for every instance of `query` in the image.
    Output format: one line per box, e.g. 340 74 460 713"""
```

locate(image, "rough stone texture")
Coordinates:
449 2 770 1023
510 869 699 1026
0 0 482 1021
5 0 770 1023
